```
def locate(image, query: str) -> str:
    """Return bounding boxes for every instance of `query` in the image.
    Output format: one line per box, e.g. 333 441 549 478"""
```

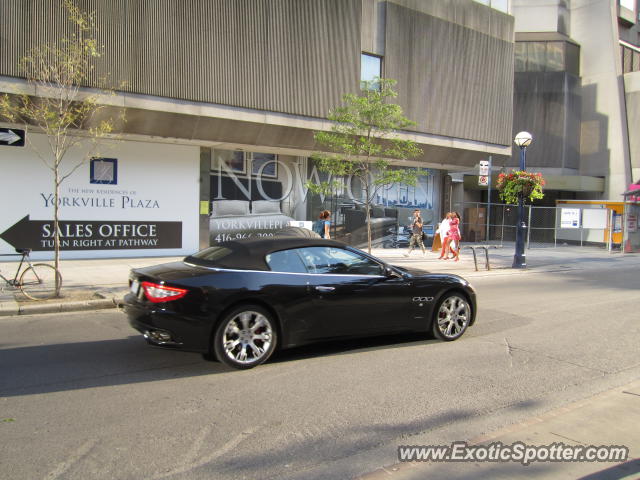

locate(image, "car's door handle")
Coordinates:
315 286 335 292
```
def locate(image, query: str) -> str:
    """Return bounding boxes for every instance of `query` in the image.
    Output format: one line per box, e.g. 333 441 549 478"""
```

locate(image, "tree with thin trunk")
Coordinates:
0 0 125 296
310 78 425 253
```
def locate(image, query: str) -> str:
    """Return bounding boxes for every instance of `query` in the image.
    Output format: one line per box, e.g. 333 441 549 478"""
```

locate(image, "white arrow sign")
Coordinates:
0 130 22 145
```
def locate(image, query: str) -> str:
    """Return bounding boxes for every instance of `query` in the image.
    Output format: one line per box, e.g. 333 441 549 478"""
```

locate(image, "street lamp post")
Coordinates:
512 131 532 269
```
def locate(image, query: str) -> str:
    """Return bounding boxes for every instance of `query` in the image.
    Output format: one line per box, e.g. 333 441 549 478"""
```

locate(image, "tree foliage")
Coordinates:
310 78 425 252
0 0 125 296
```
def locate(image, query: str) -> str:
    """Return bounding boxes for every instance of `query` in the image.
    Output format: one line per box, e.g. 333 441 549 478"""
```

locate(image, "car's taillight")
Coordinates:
141 281 188 303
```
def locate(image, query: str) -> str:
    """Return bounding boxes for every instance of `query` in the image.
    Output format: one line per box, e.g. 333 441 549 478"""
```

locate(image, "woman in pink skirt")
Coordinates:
440 212 461 261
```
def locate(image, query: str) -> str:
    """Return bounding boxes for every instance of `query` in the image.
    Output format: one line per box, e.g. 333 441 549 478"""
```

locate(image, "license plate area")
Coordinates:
130 279 140 295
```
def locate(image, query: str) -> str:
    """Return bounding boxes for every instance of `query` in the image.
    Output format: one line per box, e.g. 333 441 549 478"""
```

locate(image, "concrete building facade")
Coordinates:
509 0 639 201
0 0 515 258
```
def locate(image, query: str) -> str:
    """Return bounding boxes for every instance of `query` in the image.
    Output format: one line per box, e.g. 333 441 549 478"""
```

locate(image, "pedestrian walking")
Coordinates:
440 211 461 261
433 212 451 252
451 211 462 261
404 209 426 256
313 210 331 239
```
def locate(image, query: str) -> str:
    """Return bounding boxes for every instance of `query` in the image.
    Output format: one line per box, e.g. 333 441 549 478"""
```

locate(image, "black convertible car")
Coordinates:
124 238 477 369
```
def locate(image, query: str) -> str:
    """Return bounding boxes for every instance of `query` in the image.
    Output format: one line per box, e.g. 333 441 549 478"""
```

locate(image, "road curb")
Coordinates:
0 298 20 316
0 297 122 316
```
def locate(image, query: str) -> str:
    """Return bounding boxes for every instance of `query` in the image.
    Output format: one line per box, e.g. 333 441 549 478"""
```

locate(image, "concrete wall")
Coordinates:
571 0 632 198
625 71 640 182
513 71 581 171
0 0 361 120
512 0 634 196
512 0 570 35
383 0 515 146
0 0 515 151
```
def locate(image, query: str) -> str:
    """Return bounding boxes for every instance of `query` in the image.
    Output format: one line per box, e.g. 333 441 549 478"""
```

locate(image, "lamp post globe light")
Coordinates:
512 131 532 269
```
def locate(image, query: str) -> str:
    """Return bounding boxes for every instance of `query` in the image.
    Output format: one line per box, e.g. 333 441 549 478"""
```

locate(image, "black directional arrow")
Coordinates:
0 128 25 147
0 215 46 250
1 216 183 251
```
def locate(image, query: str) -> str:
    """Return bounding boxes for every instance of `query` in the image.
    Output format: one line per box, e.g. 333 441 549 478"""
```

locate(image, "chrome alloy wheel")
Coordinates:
435 295 470 340
222 311 273 365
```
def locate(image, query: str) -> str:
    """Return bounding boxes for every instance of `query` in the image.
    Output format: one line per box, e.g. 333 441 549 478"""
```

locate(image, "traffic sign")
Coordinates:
479 160 490 176
478 175 489 186
0 128 25 147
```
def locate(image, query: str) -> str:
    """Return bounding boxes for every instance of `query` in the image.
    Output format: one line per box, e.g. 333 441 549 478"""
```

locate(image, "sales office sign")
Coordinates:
0 159 182 251
1 216 182 251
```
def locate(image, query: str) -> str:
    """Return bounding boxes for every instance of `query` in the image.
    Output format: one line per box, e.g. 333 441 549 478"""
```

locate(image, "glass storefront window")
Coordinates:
208 150 439 250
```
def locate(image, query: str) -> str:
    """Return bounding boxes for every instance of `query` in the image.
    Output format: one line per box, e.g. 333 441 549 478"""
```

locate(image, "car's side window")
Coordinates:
297 247 384 276
265 249 308 273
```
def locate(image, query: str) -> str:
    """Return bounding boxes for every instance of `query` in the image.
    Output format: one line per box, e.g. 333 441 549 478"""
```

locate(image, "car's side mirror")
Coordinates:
384 266 402 279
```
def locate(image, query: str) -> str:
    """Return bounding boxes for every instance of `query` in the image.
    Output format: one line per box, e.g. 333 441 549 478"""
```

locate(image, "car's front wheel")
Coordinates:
431 293 471 341
213 305 277 369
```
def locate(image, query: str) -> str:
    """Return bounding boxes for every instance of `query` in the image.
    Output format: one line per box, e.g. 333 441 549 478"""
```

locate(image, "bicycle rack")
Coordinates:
462 245 501 271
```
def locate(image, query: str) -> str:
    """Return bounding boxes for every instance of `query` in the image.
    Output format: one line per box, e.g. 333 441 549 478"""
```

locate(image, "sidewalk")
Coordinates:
374 243 639 276
0 255 183 316
357 379 640 480
0 245 637 316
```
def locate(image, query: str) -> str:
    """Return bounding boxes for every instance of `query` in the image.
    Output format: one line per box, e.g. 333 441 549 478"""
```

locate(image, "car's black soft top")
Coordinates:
184 237 349 271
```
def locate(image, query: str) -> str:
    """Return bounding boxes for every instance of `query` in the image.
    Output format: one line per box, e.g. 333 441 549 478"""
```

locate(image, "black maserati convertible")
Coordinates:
124 238 477 369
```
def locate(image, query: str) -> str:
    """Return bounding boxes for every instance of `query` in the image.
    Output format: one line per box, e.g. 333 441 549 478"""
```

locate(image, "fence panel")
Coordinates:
528 206 558 248
452 202 619 250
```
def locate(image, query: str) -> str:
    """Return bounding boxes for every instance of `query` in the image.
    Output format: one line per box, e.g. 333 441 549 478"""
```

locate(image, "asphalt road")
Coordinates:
1 264 639 480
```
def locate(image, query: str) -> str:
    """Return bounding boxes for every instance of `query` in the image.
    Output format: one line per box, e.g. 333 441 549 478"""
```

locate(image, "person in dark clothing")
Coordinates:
404 209 425 256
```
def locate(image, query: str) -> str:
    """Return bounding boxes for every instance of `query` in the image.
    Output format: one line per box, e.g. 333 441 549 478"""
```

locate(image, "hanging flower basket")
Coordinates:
496 170 545 204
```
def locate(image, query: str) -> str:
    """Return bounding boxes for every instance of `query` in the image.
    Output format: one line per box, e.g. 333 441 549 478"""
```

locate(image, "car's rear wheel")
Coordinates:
213 305 277 369
431 293 470 341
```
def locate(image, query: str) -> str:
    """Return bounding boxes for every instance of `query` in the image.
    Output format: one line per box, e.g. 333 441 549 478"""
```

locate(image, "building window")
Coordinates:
621 42 640 73
361 53 382 89
90 158 117 184
546 42 565 72
527 42 547 72
618 0 636 24
515 41 579 75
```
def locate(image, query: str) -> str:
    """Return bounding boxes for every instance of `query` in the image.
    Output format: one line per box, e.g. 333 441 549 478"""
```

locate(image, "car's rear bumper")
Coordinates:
124 293 212 352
